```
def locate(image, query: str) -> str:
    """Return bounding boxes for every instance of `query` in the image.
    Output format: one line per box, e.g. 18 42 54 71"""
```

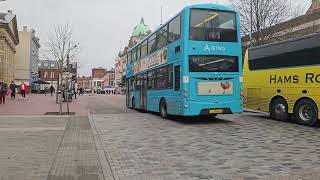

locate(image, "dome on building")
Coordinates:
132 17 151 37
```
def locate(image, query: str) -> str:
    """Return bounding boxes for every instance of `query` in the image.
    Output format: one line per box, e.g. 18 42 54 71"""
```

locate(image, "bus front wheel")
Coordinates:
270 98 288 121
132 97 136 110
159 99 168 119
294 99 318 126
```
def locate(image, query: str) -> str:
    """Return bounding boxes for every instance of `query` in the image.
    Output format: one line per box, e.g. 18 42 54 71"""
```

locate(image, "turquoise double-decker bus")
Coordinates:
126 4 243 118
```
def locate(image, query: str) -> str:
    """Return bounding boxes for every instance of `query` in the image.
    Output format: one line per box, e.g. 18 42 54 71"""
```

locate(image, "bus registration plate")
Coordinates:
209 109 223 114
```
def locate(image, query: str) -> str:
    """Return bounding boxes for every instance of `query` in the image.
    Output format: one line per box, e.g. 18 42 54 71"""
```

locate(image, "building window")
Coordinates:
0 40 5 51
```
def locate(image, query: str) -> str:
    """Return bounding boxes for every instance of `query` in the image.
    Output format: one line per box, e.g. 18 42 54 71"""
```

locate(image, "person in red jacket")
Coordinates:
19 82 28 98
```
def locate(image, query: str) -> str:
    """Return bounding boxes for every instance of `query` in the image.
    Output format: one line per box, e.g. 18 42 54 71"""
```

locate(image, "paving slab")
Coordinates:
0 116 68 180
47 116 104 180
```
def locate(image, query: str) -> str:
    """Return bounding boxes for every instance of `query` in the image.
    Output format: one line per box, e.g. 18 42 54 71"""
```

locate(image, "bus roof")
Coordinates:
185 4 236 12
126 3 236 54
249 32 320 60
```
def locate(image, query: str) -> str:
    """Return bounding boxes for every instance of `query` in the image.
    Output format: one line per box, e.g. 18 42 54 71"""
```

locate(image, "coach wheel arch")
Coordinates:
269 96 289 121
293 97 318 126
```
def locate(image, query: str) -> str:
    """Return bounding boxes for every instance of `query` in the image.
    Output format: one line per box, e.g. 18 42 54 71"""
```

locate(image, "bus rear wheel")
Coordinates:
294 99 318 126
159 100 168 119
270 98 288 121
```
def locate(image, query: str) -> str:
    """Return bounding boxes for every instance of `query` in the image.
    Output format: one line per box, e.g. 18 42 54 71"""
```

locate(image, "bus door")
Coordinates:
140 73 147 109
126 78 130 107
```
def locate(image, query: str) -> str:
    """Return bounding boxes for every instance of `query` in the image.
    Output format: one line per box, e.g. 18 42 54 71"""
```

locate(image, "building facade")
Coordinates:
77 76 92 93
14 26 40 86
242 0 320 47
38 60 59 88
92 67 107 93
103 68 115 93
0 11 19 84
114 17 151 94
115 51 127 94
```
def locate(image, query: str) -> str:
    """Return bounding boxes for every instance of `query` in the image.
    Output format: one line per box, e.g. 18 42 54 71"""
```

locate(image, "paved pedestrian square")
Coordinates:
1 95 320 180
89 96 320 180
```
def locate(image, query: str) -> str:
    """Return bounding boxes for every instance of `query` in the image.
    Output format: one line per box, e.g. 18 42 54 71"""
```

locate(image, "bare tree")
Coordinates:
46 24 80 114
233 0 301 46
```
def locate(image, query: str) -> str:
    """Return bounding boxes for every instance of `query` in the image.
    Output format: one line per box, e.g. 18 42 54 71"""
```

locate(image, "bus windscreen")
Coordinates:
190 9 237 42
189 55 239 72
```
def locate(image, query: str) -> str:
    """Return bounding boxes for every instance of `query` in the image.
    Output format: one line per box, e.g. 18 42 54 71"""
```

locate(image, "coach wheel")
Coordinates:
294 99 318 126
270 98 289 121
159 99 168 119
132 97 136 110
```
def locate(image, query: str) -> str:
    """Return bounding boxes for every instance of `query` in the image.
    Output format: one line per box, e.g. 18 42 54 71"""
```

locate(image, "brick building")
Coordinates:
92 67 106 93
38 60 59 88
77 76 92 93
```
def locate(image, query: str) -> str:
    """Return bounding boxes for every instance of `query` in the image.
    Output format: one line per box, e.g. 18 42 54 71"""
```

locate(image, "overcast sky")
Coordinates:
0 0 311 76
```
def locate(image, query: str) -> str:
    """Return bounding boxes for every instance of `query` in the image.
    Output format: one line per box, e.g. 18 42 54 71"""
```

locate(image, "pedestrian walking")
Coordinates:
50 85 55 96
10 81 16 100
20 82 28 99
73 87 77 99
0 81 8 104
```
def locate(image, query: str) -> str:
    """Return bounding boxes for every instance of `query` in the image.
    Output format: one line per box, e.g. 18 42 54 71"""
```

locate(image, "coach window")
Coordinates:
157 66 168 89
135 74 140 90
129 78 133 91
127 52 132 64
137 45 141 60
168 65 173 89
148 33 157 54
157 25 168 50
249 46 320 70
132 48 137 62
168 15 181 43
141 40 148 59
147 70 157 89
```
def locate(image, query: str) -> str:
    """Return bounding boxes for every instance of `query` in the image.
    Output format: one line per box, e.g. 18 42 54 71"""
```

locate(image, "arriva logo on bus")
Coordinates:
203 44 226 52
269 73 320 84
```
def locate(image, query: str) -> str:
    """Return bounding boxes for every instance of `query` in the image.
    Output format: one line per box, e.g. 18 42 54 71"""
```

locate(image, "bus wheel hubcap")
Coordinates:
275 104 286 114
299 105 312 121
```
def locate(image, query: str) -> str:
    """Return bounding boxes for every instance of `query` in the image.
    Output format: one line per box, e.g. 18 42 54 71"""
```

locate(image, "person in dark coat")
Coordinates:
50 85 55 96
9 81 16 100
0 81 8 104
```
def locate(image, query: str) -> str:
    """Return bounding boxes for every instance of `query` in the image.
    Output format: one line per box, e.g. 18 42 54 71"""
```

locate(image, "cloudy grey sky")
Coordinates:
0 0 311 76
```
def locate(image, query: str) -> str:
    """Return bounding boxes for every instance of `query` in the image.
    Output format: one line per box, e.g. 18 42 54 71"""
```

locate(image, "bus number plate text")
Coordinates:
209 109 224 114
